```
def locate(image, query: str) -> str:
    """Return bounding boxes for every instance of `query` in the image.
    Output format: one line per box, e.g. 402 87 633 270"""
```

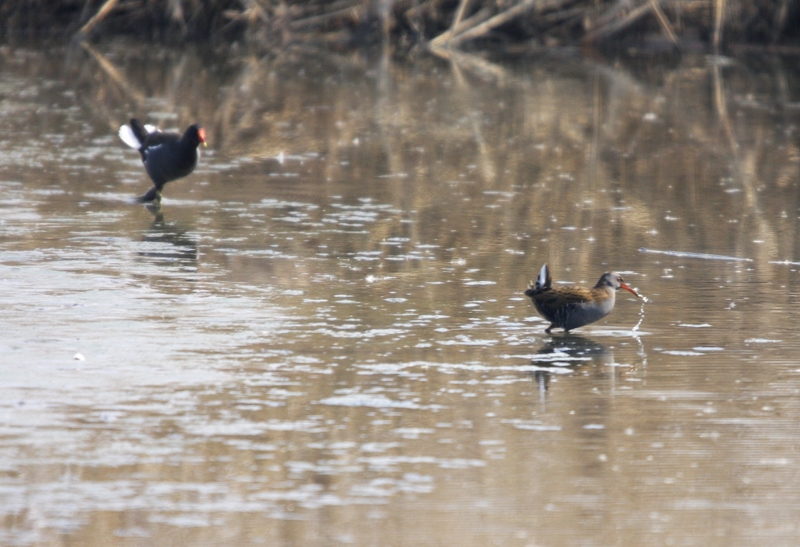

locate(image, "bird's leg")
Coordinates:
146 190 163 214
145 201 162 216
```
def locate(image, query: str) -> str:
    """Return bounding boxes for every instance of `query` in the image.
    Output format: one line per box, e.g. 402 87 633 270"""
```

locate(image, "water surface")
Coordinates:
2 42 800 546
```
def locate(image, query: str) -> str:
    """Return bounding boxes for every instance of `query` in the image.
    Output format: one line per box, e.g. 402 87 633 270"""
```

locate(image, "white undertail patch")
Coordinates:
118 123 161 149
536 264 549 290
118 125 141 149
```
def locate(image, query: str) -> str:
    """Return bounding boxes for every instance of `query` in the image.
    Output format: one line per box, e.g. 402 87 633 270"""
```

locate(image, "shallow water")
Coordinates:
2 41 800 546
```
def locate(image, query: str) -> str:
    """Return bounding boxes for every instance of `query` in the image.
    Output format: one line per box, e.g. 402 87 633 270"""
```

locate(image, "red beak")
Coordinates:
620 282 641 298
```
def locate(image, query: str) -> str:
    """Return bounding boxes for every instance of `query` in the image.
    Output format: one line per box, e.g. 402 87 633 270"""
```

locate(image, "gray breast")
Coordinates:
562 291 616 331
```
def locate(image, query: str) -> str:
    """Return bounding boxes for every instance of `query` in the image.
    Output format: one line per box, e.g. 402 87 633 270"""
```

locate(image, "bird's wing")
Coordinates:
535 287 593 308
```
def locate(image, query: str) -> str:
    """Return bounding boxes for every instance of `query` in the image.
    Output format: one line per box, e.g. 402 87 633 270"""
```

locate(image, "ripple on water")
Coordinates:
501 419 561 432
318 393 435 410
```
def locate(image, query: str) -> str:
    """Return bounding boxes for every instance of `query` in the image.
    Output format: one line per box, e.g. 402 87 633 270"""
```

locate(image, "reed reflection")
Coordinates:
55 34 800 294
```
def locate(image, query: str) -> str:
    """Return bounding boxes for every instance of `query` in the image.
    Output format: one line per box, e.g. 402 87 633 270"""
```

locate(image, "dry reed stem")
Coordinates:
443 0 472 46
445 0 556 47
729 43 800 55
584 0 652 42
289 2 365 30
7 0 799 50
713 0 725 50
429 7 492 47
540 5 586 24
233 0 270 24
430 47 513 81
648 0 679 48
452 0 472 30
773 0 790 41
79 0 120 35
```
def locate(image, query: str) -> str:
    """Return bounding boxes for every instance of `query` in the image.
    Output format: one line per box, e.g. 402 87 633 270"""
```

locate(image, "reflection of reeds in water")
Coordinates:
27 39 800 332
71 43 800 281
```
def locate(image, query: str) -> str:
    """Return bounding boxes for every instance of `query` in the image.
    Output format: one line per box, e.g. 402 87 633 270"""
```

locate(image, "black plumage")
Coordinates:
119 118 206 203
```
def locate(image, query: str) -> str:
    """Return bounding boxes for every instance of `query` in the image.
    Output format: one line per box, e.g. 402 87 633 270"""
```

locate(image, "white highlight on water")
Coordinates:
639 247 753 262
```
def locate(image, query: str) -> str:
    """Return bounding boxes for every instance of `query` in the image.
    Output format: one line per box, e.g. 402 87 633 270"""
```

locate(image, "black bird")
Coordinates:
119 118 206 203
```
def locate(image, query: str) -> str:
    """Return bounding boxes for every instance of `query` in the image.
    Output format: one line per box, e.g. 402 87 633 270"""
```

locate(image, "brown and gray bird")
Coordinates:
525 264 640 333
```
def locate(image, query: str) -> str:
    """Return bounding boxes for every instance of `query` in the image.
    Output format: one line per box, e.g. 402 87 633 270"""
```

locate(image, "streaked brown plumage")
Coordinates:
525 264 640 333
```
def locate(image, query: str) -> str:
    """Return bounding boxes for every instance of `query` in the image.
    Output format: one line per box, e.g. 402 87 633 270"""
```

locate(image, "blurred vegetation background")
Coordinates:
3 0 800 51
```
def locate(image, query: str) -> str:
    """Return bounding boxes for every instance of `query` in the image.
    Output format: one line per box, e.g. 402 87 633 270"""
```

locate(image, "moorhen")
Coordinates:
119 118 206 203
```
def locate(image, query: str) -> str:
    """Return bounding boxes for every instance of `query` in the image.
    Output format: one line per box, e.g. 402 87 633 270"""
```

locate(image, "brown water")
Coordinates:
2 40 800 546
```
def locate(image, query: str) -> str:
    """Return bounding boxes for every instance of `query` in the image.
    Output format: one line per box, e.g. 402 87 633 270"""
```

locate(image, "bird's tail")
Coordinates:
118 118 158 150
526 264 552 297
129 119 149 144
535 264 551 290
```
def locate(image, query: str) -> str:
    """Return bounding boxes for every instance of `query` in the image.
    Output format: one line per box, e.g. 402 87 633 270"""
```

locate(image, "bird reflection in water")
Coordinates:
137 210 199 265
530 335 614 406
